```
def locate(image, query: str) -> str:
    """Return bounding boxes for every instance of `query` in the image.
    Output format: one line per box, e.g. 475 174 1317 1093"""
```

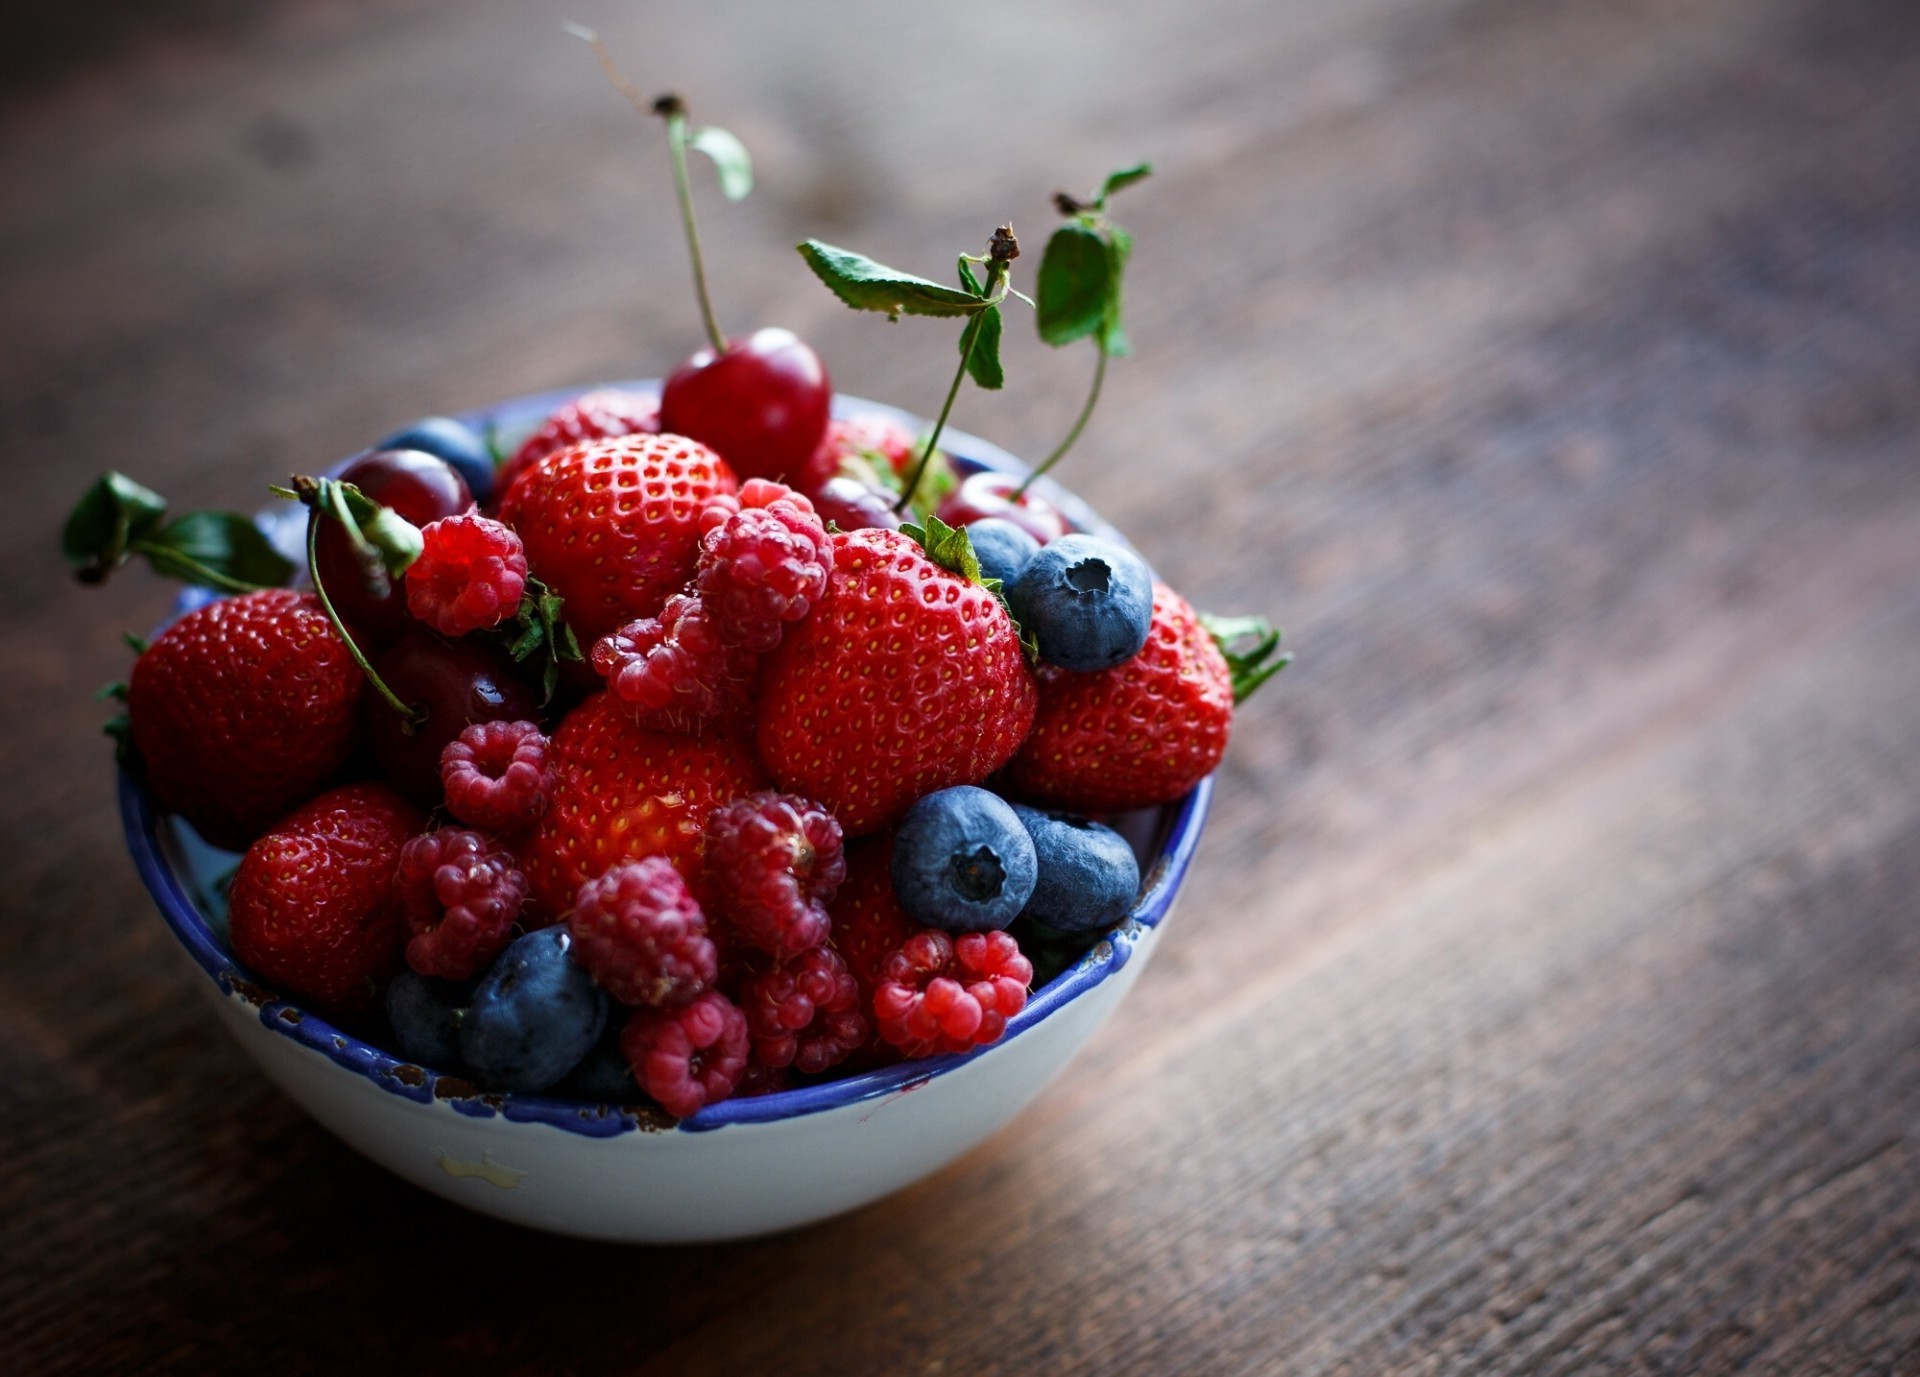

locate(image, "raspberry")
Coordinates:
441 720 554 832
590 594 756 732
739 947 866 1074
621 990 749 1117
569 857 718 1007
395 827 528 981
873 929 1032 1058
703 792 845 959
404 513 528 636
694 480 832 653
734 1061 793 1098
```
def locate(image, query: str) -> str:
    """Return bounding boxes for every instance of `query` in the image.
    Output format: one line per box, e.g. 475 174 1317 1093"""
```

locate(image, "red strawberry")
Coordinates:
128 589 363 850
755 526 1037 837
493 388 662 509
498 434 736 646
829 835 916 997
227 782 423 1013
524 692 768 918
1000 583 1279 812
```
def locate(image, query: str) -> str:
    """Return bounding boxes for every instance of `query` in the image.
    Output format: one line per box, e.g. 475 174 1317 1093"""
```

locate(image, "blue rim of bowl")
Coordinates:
115 384 1212 1136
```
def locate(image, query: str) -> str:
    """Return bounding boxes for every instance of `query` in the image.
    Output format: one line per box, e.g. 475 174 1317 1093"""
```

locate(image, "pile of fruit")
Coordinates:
67 49 1285 1120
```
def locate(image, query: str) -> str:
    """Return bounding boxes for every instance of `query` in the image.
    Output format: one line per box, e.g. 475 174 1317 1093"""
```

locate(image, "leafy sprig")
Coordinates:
799 225 1022 513
63 472 294 594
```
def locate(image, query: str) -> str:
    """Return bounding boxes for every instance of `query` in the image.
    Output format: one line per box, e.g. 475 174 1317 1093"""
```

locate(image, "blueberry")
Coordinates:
377 416 494 505
555 1025 643 1104
385 970 473 1069
1007 534 1153 672
459 928 608 1093
891 786 1038 932
1010 804 1141 932
964 517 1042 587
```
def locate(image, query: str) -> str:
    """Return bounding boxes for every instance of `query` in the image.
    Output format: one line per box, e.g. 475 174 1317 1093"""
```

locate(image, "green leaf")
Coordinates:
1199 612 1292 704
95 680 129 702
1035 222 1111 347
900 515 983 584
122 632 150 655
134 512 295 591
502 576 581 706
689 125 753 201
1097 162 1152 203
63 472 168 576
960 303 1005 390
798 241 993 319
958 258 985 297
1100 224 1134 357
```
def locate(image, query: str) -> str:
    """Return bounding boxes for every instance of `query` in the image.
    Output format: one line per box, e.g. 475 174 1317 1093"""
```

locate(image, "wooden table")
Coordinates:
5 0 1918 1370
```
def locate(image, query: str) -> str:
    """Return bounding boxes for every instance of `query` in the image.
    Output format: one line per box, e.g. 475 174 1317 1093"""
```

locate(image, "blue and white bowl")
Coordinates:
118 386 1211 1243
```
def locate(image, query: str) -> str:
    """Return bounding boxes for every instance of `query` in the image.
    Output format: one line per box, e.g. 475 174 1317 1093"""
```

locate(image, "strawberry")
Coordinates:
497 433 736 646
128 589 364 851
227 782 423 1013
524 692 768 918
493 387 662 510
999 583 1284 813
755 525 1037 838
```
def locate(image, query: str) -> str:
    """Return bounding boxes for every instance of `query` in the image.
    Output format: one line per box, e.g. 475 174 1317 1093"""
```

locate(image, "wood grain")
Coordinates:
3 0 1918 1372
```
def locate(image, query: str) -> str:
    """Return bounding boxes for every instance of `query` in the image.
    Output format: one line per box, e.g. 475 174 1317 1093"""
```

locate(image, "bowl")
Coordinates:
118 385 1212 1243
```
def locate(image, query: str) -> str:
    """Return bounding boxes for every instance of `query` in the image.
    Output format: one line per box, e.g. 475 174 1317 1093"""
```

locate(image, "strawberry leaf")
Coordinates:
798 241 994 319
688 125 753 201
1199 612 1291 704
960 303 1005 390
1036 222 1111 347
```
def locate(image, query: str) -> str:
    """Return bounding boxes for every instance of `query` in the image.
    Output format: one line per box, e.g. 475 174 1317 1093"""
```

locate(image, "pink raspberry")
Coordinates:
694 480 832 653
873 929 1032 1058
621 990 749 1118
703 792 845 959
569 857 717 1007
590 594 756 732
494 388 661 508
404 513 528 636
395 827 527 981
734 1061 793 1098
739 947 866 1074
440 720 554 832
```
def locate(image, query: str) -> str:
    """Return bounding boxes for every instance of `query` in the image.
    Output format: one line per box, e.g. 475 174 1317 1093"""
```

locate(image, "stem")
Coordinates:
896 329 982 517
1016 343 1107 497
124 540 269 596
895 236 1015 516
302 504 420 729
662 104 728 354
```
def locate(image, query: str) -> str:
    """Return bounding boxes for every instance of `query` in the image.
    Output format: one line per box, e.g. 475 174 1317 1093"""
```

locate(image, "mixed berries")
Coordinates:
67 70 1291 1120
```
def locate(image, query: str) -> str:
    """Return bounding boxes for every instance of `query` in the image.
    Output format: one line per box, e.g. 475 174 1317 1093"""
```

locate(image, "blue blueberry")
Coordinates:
385 970 473 1069
891 786 1038 932
964 517 1042 587
377 416 495 505
459 928 608 1094
555 1026 643 1104
1010 804 1141 933
1007 534 1153 672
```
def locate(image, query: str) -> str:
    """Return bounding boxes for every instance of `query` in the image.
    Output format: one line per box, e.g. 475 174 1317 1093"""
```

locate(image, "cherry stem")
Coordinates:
894 231 1017 515
1016 343 1106 498
658 99 728 355
295 482 421 730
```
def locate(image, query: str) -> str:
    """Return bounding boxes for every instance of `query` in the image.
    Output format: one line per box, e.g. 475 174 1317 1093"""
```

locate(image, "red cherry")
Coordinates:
317 449 474 644
660 327 833 487
809 476 902 533
362 633 542 807
936 470 1069 544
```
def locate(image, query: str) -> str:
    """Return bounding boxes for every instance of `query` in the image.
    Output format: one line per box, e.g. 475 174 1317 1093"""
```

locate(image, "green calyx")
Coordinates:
503 574 584 705
63 472 294 594
903 515 1040 663
1198 612 1291 704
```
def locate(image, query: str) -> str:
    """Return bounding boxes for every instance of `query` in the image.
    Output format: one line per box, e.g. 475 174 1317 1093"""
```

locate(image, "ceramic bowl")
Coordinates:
119 385 1212 1243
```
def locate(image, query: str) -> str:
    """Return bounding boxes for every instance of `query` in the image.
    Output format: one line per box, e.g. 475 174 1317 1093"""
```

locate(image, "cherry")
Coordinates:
660 328 833 487
362 633 542 807
810 475 902 533
316 449 473 644
937 470 1069 544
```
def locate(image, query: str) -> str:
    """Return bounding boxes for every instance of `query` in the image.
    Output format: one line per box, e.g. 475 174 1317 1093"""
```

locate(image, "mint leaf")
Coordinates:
63 472 168 577
798 241 993 319
1098 162 1152 203
133 512 295 591
689 125 752 201
1036 222 1110 347
1101 224 1134 357
960 303 1005 390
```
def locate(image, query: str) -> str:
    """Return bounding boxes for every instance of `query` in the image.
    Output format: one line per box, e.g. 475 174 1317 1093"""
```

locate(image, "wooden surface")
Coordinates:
4 0 1919 1371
